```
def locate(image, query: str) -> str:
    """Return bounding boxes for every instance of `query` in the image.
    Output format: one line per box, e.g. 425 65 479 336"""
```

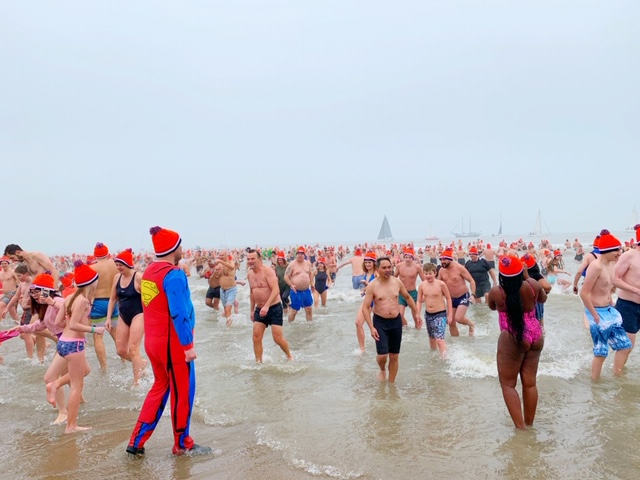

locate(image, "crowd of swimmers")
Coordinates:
1 224 640 446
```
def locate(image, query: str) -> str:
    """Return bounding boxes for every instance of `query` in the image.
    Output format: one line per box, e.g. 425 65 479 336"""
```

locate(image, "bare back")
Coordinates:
92 259 119 298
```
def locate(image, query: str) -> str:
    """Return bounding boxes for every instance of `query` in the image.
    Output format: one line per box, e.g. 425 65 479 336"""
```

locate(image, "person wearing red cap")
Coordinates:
0 256 20 323
8 272 69 424
312 258 332 307
488 255 548 429
580 230 632 380
284 246 314 322
361 256 419 383
394 248 425 328
106 249 146 386
127 227 211 456
545 250 572 291
612 224 640 370
465 247 497 304
417 263 452 358
354 252 378 352
56 260 105 433
246 249 293 363
438 248 476 336
336 248 366 290
59 273 77 298
202 257 222 311
273 251 291 313
211 250 240 327
84 243 120 372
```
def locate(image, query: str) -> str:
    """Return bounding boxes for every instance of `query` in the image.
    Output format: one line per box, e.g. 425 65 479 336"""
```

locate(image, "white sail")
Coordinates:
378 215 393 240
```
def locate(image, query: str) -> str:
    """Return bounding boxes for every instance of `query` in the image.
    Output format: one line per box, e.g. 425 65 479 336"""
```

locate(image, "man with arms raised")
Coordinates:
394 247 425 328
580 229 632 380
613 225 640 369
90 242 120 371
437 248 476 336
213 250 239 327
336 248 366 289
362 257 419 383
284 246 314 322
247 249 293 363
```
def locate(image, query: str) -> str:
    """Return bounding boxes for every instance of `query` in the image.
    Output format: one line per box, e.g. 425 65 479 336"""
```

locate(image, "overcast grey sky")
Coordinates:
2 1 638 254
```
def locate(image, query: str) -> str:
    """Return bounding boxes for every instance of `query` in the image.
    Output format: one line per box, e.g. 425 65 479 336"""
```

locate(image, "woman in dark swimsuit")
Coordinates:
107 249 146 386
312 257 333 307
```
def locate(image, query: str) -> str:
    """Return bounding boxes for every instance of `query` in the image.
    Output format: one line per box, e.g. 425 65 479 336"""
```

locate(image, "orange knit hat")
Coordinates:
60 273 74 288
597 229 621 253
150 226 182 257
521 254 536 269
440 248 454 260
364 251 377 262
74 260 99 287
115 248 134 269
32 272 55 290
403 247 415 258
94 242 109 259
499 255 523 277
469 246 478 255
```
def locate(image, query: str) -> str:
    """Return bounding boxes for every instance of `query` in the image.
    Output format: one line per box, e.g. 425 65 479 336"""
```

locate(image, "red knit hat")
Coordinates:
60 273 74 288
499 255 524 277
115 248 134 269
469 246 478 255
32 272 55 290
486 243 492 249
317 257 326 265
597 229 621 253
150 226 182 257
553 249 562 258
404 247 415 258
297 246 306 254
277 251 286 260
635 224 640 245
593 235 600 248
521 253 536 269
364 251 377 262
440 248 454 260
0 256 10 264
355 248 363 256
74 260 99 287
94 242 109 259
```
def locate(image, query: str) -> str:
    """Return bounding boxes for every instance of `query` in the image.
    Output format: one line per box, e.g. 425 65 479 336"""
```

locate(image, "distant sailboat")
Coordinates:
425 224 439 241
493 214 503 237
529 210 549 236
625 206 639 231
451 217 481 238
378 215 393 241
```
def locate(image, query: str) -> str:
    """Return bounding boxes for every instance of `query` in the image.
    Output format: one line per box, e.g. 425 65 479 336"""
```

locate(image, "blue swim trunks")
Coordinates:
399 289 418 307
424 310 447 340
352 275 366 290
452 292 470 309
90 297 118 327
615 297 640 334
290 288 313 311
585 306 632 357
221 286 238 307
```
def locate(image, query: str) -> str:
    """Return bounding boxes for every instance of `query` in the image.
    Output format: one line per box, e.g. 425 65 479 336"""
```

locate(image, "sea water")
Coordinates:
1 231 639 480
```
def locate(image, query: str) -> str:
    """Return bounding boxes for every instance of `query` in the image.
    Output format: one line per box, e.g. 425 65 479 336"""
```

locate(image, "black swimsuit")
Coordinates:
117 272 144 327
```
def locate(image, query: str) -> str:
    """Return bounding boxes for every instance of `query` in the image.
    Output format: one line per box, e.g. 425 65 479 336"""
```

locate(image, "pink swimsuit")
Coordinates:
498 284 542 344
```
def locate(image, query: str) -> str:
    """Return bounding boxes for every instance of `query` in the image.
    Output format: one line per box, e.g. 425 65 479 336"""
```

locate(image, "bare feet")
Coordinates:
286 353 294 361
225 318 232 328
65 425 92 434
377 370 387 382
51 413 68 425
469 323 475 336
46 381 58 407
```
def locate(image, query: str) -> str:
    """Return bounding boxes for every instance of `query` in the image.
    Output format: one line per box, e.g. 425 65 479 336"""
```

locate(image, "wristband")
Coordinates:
91 326 95 333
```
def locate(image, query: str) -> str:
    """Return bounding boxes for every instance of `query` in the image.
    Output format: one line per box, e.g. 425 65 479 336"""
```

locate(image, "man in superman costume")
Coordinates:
126 226 211 457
